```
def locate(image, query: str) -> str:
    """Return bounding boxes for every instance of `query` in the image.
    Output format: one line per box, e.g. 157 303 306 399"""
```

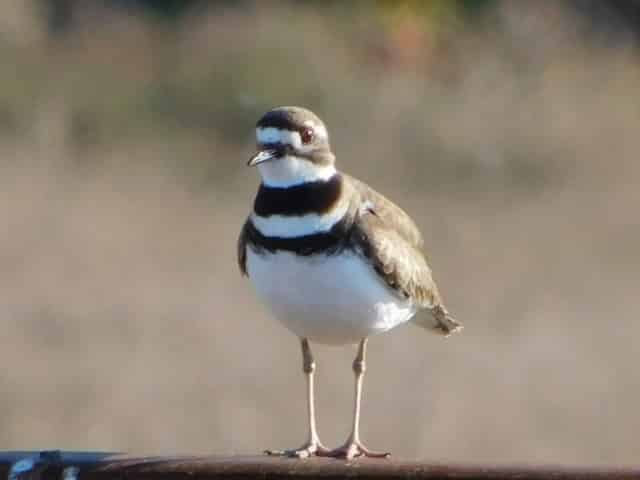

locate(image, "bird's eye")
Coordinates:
301 127 314 144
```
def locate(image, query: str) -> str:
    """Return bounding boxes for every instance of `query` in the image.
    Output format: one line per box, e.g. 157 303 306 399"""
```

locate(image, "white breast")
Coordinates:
246 249 417 345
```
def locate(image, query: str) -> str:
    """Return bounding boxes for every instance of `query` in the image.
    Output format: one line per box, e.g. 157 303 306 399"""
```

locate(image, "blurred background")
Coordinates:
0 0 639 466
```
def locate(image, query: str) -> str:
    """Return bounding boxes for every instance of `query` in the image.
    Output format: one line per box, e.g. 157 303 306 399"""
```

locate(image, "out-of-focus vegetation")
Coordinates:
1 0 638 186
1 0 639 466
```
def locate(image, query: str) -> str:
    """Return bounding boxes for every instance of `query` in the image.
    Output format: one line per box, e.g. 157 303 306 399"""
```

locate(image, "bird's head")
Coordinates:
249 106 336 187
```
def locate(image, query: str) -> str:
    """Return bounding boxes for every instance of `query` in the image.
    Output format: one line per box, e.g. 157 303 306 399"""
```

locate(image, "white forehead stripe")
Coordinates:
257 127 302 148
251 201 348 238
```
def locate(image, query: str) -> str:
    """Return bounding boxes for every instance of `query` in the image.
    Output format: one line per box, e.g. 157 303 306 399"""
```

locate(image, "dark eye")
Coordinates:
301 127 314 144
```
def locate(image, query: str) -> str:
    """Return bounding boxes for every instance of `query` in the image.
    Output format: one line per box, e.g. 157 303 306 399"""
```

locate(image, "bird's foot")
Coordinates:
265 441 330 459
317 440 390 460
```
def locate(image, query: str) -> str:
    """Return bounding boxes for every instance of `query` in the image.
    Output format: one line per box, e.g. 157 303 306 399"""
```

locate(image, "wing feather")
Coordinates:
351 201 440 308
237 218 250 276
346 174 424 250
347 176 462 335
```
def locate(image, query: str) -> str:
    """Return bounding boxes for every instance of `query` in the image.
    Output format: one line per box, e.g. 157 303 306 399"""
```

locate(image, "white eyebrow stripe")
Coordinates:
256 127 302 148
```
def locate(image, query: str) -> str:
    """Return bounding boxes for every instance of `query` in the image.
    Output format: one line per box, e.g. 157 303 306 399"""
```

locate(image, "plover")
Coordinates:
238 106 462 460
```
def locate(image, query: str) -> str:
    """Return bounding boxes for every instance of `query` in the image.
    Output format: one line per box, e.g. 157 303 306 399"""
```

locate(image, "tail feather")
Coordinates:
413 304 463 337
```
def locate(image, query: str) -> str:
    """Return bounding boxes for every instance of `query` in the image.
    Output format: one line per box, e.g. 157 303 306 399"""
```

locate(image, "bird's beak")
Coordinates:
248 148 279 167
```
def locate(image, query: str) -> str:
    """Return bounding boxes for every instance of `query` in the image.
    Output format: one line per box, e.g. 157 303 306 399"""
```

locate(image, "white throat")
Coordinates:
258 155 337 188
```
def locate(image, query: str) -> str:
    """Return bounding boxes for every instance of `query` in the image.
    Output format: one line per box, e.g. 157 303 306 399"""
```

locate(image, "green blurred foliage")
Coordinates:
0 0 638 190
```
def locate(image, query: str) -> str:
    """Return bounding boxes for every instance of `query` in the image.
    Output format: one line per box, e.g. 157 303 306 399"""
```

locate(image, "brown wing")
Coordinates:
351 201 441 308
345 174 424 250
347 176 462 335
237 217 250 276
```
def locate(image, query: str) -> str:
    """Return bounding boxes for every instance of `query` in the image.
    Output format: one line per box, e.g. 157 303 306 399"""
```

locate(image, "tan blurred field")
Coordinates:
0 1 639 466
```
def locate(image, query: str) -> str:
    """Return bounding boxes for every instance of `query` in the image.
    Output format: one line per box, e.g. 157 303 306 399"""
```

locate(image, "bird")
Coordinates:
238 106 462 460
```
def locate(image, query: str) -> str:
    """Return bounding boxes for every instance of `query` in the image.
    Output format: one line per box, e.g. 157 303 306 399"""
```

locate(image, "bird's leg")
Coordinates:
265 338 329 458
319 338 390 460
300 337 328 454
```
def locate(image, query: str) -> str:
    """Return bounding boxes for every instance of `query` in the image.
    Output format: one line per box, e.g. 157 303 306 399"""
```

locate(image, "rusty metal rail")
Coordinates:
1 451 640 480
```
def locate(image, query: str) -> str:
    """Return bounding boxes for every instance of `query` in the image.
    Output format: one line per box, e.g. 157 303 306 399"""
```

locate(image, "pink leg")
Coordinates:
319 338 390 460
265 338 329 458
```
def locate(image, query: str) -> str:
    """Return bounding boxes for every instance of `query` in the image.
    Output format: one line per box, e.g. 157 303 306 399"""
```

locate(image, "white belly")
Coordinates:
246 249 417 345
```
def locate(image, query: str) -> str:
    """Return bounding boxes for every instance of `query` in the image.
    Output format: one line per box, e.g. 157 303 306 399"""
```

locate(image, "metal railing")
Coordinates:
1 451 639 480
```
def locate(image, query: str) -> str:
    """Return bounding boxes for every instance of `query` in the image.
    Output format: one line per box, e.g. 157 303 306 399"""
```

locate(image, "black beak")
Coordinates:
248 145 285 167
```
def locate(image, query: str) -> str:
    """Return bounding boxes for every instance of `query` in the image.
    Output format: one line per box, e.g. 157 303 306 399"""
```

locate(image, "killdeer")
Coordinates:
238 106 462 460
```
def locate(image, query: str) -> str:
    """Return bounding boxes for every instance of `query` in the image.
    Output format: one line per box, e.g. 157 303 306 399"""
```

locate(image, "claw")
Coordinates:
317 440 390 460
265 441 330 458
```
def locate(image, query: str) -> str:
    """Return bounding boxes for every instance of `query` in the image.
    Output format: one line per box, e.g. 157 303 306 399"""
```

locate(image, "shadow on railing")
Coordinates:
1 451 639 480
